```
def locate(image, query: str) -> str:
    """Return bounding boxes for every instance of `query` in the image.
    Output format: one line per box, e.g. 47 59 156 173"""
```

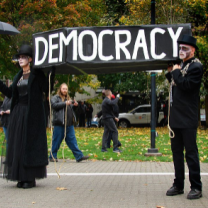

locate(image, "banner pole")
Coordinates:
145 0 162 156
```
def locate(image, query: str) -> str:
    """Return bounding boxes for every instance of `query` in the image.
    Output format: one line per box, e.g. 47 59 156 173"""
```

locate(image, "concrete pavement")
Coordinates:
0 160 208 208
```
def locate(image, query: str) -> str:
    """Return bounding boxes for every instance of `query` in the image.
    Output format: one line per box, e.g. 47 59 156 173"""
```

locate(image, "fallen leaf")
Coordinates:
56 187 67 191
32 202 36 204
157 206 165 208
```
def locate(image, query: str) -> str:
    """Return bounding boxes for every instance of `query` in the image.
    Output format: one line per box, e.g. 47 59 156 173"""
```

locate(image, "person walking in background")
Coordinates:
106 94 121 148
49 83 89 162
0 44 55 189
101 89 121 153
165 35 203 199
78 101 86 127
0 96 11 140
86 104 93 127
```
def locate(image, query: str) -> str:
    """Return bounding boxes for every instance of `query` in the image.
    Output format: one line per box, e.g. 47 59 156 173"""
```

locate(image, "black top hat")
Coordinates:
15 44 33 58
177 34 198 49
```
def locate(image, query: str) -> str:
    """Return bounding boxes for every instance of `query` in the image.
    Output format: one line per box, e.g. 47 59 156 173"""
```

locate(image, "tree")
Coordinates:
188 0 208 126
0 0 207 112
54 74 100 98
104 0 128 25
98 72 149 93
119 0 189 25
0 0 105 96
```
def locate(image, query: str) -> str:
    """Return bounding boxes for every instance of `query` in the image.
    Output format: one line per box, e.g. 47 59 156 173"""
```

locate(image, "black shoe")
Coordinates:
77 155 89 162
187 189 202 199
17 181 24 188
22 181 36 189
166 186 184 196
49 158 58 162
101 149 108 152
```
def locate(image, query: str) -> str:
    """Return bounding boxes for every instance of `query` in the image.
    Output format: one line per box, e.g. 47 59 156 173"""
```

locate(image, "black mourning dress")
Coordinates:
3 73 47 182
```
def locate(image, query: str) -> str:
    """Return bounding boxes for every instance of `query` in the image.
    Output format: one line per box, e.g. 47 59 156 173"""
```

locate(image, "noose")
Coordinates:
167 83 175 139
167 58 202 139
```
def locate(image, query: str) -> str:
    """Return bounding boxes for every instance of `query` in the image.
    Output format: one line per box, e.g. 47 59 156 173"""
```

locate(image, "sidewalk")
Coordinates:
0 161 208 208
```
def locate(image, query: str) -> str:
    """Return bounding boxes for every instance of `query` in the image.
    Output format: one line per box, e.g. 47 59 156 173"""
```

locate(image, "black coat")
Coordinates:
0 68 52 167
78 104 86 115
166 57 203 129
102 97 119 120
0 97 11 127
51 95 76 126
97 103 119 118
86 106 93 118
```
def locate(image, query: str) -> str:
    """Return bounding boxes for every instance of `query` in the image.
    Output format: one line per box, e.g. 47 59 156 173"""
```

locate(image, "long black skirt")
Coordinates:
1 103 47 182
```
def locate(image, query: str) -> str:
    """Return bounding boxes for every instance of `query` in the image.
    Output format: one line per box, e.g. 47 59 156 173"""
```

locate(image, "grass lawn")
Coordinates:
46 126 208 162
1 127 208 162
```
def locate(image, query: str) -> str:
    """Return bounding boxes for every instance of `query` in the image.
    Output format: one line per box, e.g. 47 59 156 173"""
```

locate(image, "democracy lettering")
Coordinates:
32 24 191 74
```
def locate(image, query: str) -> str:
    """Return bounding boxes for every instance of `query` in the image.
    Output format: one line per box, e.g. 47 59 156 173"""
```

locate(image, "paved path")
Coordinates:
0 161 208 208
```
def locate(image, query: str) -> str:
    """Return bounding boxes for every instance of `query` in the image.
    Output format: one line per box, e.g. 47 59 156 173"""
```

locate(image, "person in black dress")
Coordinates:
0 44 54 188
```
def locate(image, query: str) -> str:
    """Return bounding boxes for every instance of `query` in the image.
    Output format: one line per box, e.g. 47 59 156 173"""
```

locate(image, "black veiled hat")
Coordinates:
15 44 33 58
177 34 198 49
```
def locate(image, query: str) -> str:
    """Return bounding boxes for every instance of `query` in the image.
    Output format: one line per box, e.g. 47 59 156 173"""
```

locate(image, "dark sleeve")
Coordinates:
51 96 66 110
105 97 119 106
97 110 102 118
33 69 48 93
0 100 4 111
113 105 119 117
0 80 12 98
71 104 78 110
172 66 203 91
165 72 172 83
35 68 55 95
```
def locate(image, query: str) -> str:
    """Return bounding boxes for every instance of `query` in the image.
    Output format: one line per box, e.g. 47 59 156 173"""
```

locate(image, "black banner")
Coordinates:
32 24 191 74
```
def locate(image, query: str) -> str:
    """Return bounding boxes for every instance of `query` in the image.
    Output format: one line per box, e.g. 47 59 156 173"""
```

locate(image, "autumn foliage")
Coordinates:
0 0 207 108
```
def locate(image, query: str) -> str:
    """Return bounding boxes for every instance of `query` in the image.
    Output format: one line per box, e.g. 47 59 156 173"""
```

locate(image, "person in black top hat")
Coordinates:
0 44 55 188
165 35 203 199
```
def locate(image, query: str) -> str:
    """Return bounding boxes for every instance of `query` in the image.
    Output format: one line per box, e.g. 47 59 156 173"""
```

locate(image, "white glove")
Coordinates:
116 94 120 98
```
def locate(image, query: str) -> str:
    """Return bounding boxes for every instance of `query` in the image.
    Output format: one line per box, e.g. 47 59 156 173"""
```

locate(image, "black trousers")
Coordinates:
102 118 118 150
106 132 121 148
106 121 121 148
171 128 202 191
79 114 85 127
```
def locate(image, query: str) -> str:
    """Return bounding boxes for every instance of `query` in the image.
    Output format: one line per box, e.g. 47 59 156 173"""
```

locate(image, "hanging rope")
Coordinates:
167 59 202 138
167 83 175 139
48 72 68 179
